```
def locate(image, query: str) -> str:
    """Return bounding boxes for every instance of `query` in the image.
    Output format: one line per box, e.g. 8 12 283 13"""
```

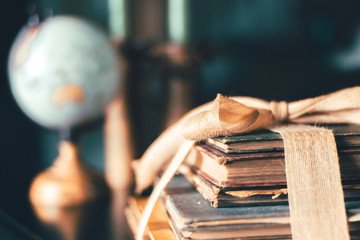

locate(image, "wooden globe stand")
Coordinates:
29 140 108 207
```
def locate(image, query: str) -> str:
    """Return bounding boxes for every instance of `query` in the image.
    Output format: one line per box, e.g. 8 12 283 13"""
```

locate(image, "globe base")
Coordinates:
29 141 108 207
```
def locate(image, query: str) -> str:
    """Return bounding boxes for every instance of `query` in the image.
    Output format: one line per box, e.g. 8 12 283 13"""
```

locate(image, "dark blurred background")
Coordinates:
1 0 360 228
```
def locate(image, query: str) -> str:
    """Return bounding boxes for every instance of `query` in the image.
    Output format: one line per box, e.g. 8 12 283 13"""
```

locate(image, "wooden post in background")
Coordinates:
164 0 193 126
105 0 133 190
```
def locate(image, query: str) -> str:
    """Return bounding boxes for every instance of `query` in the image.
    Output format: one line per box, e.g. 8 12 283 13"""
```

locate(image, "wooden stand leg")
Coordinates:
29 141 108 207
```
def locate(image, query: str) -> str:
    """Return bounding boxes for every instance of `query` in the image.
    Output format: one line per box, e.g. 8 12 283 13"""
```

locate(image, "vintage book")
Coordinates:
184 141 360 188
125 197 177 240
164 175 360 240
179 165 360 208
207 124 360 153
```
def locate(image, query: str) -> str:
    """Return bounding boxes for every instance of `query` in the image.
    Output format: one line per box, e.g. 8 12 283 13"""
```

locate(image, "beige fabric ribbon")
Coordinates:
183 87 360 141
135 86 360 193
273 124 349 239
135 86 360 240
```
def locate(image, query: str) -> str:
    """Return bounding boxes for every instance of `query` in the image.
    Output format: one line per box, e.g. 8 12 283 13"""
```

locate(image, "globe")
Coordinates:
7 15 121 207
8 16 120 130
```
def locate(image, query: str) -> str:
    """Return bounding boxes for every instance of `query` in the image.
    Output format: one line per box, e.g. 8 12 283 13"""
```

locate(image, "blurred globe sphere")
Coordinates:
8 16 120 129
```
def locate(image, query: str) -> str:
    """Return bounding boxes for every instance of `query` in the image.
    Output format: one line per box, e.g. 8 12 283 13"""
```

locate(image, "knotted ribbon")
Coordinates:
135 86 360 240
183 87 360 141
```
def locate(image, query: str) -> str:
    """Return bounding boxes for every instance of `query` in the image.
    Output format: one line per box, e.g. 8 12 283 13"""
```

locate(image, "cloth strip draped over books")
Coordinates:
181 124 360 208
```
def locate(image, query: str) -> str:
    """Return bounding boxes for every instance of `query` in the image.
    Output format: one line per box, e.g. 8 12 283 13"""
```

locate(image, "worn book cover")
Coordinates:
185 142 360 188
179 165 360 208
164 175 360 240
207 124 360 153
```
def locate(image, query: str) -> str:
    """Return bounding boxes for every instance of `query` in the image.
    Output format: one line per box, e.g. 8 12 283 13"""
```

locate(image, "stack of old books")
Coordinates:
126 124 360 239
